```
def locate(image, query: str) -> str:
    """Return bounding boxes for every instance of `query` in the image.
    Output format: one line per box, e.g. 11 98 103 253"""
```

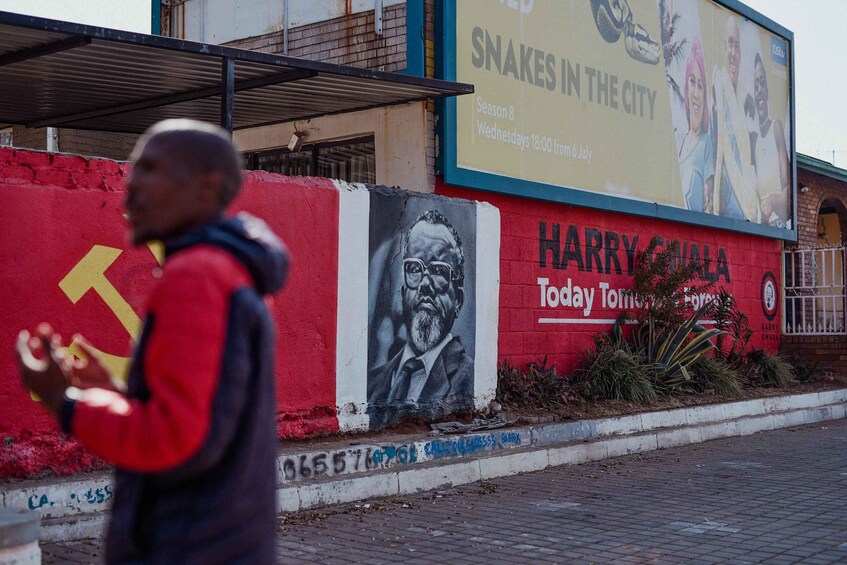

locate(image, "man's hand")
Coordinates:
15 324 71 417
70 336 125 393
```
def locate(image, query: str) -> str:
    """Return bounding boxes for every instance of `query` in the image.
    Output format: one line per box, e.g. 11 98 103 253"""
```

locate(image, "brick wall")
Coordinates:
226 4 407 72
10 126 47 151
781 335 847 376
11 126 138 161
425 0 435 77
59 129 139 162
438 182 782 373
425 0 436 190
782 166 847 375
797 167 847 247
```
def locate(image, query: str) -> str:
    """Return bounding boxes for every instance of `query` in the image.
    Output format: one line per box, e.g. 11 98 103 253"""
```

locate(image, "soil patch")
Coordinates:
504 380 846 424
283 379 847 446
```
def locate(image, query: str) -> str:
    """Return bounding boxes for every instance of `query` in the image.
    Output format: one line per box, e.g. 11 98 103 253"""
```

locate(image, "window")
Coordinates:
244 136 375 184
0 128 12 147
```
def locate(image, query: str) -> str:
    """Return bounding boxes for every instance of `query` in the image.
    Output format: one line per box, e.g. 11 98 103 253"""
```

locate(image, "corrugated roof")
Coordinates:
0 11 473 133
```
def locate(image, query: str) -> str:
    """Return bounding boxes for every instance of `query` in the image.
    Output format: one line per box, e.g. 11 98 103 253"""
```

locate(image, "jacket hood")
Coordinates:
164 213 289 295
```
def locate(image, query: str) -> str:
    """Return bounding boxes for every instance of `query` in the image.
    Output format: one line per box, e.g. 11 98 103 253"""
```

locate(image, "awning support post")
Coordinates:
221 57 235 134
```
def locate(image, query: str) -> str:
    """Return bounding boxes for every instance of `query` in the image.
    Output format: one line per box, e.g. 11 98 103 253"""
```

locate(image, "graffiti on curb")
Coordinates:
279 432 525 483
372 444 418 465
280 443 419 482
2 479 114 519
27 486 113 511
424 432 523 459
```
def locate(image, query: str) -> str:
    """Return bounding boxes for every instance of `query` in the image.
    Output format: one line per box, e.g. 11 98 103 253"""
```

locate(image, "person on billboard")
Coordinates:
678 39 714 213
751 53 791 226
711 15 759 221
367 210 474 427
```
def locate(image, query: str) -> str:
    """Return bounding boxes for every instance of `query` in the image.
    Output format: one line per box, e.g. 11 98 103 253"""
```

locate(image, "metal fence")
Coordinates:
783 246 846 335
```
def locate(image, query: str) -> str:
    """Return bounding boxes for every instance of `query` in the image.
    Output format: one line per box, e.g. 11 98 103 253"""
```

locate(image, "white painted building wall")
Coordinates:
175 0 404 44
0 0 152 33
234 102 428 193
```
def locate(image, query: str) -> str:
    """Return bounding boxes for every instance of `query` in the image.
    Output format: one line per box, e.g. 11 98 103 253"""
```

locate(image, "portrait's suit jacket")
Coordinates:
367 336 474 427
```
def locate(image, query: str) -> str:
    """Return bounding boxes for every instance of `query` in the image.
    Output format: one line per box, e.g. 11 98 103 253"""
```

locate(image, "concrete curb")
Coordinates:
3 389 846 542
0 509 40 563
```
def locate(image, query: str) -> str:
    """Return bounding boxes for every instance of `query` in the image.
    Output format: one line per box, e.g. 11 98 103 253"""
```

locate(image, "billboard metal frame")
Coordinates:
436 0 797 241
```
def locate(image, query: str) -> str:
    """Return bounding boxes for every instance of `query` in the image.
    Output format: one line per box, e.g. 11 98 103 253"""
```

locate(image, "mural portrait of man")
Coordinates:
367 199 476 428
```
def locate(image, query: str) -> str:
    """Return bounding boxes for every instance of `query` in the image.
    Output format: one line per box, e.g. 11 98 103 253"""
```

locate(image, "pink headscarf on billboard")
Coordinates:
684 39 709 133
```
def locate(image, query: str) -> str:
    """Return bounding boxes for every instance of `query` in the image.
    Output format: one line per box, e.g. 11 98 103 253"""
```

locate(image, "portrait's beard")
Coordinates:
409 308 446 354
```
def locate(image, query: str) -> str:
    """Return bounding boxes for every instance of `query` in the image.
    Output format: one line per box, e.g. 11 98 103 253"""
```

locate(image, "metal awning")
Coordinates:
0 11 473 133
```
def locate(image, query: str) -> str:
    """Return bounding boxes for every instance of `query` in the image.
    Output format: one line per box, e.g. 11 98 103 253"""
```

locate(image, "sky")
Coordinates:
740 0 847 166
0 0 150 33
0 0 840 166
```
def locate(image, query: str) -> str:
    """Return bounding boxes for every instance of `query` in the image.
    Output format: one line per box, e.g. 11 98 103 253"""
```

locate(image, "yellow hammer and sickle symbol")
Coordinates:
57 243 164 382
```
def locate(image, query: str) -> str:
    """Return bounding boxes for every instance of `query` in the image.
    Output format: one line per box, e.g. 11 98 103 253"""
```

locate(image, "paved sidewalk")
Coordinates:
42 419 847 563
17 390 846 543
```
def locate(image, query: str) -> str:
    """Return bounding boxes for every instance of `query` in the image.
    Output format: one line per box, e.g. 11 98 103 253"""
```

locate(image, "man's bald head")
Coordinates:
725 16 741 90
132 119 243 206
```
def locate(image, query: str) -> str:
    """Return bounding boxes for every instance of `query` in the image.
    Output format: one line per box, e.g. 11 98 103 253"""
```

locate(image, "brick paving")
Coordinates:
42 420 847 563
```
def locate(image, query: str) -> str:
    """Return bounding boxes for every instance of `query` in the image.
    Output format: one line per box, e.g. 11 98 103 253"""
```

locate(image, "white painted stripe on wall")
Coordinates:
474 203 500 409
539 318 714 325
538 318 639 325
334 181 371 432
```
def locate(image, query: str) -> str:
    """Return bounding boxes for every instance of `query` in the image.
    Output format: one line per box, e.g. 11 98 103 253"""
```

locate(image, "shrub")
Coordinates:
628 241 714 331
779 351 821 383
710 287 752 367
496 357 573 409
624 242 722 393
575 337 657 403
690 355 743 397
746 348 794 387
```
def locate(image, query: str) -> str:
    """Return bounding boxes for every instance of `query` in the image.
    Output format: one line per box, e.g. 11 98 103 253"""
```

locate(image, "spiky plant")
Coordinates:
690 355 743 397
575 336 657 403
710 287 753 367
496 358 572 409
622 242 721 392
746 349 794 388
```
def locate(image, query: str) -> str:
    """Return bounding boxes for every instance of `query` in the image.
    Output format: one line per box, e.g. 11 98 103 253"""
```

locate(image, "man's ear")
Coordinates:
199 170 225 207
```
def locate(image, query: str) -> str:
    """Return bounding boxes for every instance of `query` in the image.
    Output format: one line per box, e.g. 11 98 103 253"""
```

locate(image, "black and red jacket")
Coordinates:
61 213 289 564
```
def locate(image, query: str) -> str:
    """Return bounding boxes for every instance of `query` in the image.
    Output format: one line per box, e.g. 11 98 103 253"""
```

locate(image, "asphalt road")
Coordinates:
43 419 847 564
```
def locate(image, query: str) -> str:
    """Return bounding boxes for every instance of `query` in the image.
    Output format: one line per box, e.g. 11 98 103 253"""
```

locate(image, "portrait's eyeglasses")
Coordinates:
403 258 458 291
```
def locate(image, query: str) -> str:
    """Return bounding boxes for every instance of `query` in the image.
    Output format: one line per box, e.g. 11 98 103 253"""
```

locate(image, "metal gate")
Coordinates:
783 246 847 335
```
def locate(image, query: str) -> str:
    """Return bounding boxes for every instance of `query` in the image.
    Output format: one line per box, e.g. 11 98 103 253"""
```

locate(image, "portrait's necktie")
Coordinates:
389 357 424 402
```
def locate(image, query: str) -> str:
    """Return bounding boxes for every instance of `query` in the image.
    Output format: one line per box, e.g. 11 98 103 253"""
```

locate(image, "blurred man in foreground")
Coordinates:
16 119 289 563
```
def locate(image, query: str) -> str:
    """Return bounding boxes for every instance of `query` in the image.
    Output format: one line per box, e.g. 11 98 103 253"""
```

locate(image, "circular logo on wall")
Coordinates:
760 272 778 320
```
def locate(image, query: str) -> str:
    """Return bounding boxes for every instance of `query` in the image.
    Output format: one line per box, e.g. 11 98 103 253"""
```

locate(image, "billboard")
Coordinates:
441 0 795 239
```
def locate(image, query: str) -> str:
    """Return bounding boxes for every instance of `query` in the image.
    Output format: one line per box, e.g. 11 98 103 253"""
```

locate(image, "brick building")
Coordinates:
782 155 847 376
165 0 438 191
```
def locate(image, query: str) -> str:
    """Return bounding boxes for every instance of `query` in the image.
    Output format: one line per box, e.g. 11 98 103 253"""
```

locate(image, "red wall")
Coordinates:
438 182 782 373
0 148 785 477
0 149 339 477
237 173 340 438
